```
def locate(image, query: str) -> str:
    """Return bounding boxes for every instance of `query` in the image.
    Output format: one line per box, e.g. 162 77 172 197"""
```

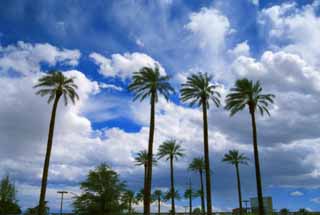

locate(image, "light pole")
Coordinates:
57 191 68 215
242 200 249 214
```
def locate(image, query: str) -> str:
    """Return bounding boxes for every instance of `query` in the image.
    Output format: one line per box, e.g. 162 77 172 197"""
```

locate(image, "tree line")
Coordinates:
33 65 275 215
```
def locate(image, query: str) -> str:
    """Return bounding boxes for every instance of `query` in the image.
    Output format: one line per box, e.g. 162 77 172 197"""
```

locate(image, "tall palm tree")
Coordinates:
34 71 79 215
134 150 157 194
188 157 206 214
222 150 249 215
152 189 163 215
129 66 174 215
184 188 194 215
180 73 220 215
157 140 184 215
225 78 274 215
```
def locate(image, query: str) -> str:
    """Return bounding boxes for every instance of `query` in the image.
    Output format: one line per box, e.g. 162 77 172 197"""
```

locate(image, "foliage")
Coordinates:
188 157 205 172
24 202 49 215
163 189 180 201
180 72 220 108
157 140 184 161
128 65 174 102
193 208 202 215
152 189 164 202
298 208 309 215
222 150 249 166
225 78 274 116
73 163 127 215
134 150 157 166
34 70 79 105
0 175 21 215
279 208 289 215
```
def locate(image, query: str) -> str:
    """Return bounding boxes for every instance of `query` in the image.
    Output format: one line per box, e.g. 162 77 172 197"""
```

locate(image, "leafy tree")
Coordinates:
34 71 79 215
279 208 289 215
222 150 249 215
157 140 184 215
180 73 220 215
184 188 195 215
24 202 49 215
121 190 137 215
128 66 174 215
0 175 21 215
152 189 163 215
193 208 202 215
188 157 206 214
73 163 127 215
298 208 309 215
225 78 274 215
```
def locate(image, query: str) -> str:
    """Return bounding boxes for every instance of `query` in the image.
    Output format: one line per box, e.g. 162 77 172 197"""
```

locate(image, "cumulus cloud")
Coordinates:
290 191 304 197
0 41 80 75
90 52 166 79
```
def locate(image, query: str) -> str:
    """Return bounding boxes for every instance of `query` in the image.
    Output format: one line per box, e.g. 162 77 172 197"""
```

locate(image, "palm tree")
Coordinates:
122 190 137 214
135 188 145 203
157 140 184 215
225 78 274 215
134 150 157 194
222 150 249 215
34 71 79 215
184 188 194 215
129 66 174 215
188 157 205 214
152 190 163 215
180 73 220 215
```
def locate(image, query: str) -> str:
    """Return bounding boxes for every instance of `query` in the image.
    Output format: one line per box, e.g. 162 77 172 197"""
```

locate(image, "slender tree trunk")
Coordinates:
189 192 192 215
145 92 155 215
202 100 213 215
170 156 175 215
235 164 243 215
250 109 264 215
38 93 61 215
199 169 206 215
158 197 161 215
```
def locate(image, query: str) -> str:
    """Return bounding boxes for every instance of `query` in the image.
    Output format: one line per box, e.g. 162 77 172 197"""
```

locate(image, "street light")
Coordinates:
57 191 68 215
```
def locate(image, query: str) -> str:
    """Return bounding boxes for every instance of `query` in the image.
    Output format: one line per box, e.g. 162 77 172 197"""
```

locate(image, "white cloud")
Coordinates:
0 41 80 75
290 191 304 197
311 197 320 204
90 52 166 79
99 83 123 91
228 41 250 58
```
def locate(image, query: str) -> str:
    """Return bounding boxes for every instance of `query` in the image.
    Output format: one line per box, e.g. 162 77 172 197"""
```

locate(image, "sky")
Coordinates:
1 0 320 212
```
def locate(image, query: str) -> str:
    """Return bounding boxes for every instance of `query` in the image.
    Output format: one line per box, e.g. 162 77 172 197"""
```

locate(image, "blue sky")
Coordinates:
1 0 320 212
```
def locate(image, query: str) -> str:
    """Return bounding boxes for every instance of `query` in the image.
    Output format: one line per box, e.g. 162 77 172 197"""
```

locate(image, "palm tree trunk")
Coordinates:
235 164 243 215
158 197 161 215
38 93 61 215
202 100 213 215
250 109 264 215
199 169 205 215
189 192 192 215
170 156 175 215
145 92 155 215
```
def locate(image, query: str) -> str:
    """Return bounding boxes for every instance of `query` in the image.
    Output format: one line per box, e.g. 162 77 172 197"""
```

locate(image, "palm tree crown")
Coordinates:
225 78 274 116
34 71 79 105
180 73 220 108
128 65 174 102
134 150 157 166
157 140 184 161
153 190 163 199
188 157 205 172
222 150 249 166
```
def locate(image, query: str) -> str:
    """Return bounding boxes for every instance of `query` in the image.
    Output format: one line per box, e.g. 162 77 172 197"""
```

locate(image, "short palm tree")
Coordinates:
135 188 145 203
188 157 205 214
152 189 163 215
122 190 137 214
184 188 195 215
222 150 249 215
34 71 79 215
129 66 174 215
225 78 274 215
157 140 184 215
134 150 157 192
180 73 220 215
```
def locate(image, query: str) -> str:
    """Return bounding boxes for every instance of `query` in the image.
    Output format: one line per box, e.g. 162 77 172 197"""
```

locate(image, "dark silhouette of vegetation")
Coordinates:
181 73 220 215
158 140 184 215
34 71 79 215
226 78 274 215
128 65 174 215
73 163 127 215
280 208 289 215
184 188 195 215
121 190 137 215
222 150 249 215
0 175 21 215
189 157 206 214
152 189 163 215
24 202 49 215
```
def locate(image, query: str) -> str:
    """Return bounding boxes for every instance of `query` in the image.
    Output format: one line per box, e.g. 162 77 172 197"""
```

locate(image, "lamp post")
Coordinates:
57 191 68 215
